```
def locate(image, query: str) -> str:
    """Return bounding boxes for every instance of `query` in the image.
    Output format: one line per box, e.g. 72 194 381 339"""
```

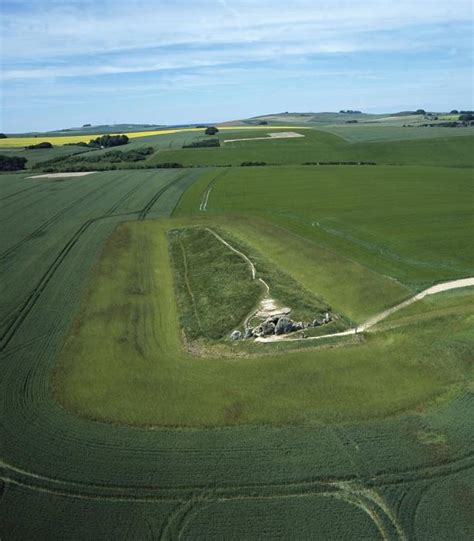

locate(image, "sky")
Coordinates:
1 0 473 133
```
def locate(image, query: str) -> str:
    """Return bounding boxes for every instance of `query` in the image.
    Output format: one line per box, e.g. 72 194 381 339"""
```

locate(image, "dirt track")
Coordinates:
256 277 474 343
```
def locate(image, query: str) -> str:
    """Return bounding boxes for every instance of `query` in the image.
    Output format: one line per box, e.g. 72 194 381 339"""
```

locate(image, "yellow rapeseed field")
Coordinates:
0 126 309 148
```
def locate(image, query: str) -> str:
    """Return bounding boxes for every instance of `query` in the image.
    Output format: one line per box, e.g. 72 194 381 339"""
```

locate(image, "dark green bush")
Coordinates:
0 155 28 171
25 142 53 149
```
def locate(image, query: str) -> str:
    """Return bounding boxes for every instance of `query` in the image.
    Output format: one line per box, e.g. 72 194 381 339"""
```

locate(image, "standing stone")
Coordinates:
230 330 242 341
261 321 276 336
275 317 294 335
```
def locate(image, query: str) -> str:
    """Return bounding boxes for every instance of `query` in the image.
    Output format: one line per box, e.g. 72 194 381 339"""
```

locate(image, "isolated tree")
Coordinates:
204 126 219 136
450 110 459 114
0 133 7 139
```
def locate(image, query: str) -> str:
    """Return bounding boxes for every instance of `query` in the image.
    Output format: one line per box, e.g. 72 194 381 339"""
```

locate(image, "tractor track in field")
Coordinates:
138 172 188 220
0 173 185 352
1 451 472 503
0 175 129 261
0 182 47 203
3 452 473 540
199 169 228 211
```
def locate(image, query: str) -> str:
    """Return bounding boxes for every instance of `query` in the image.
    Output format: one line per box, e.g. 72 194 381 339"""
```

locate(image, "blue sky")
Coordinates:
1 0 473 133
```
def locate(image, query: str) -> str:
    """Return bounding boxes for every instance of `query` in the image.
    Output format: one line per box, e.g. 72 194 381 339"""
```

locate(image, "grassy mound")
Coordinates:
168 227 262 340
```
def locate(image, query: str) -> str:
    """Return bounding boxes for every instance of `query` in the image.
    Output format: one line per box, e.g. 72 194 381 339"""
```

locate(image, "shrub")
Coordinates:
183 139 220 148
25 142 53 149
241 161 267 166
0 155 28 171
155 162 183 168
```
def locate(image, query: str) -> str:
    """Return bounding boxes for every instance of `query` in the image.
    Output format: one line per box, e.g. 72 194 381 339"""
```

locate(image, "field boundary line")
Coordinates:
0 172 193 351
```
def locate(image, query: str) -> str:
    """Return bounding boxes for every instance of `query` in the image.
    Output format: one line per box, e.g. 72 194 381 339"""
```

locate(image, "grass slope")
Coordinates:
54 218 472 427
169 226 334 342
168 227 262 340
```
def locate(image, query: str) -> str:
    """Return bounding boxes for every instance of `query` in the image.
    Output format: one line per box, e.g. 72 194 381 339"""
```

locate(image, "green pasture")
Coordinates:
150 128 474 167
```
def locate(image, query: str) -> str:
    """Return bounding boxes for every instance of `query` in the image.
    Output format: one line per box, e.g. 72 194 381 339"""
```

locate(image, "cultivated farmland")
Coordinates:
1 124 473 539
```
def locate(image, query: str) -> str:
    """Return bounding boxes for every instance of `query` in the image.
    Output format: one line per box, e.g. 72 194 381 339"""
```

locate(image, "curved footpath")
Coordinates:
256 277 474 343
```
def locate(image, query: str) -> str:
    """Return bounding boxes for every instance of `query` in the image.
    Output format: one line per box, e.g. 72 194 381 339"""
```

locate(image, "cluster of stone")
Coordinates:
230 312 332 341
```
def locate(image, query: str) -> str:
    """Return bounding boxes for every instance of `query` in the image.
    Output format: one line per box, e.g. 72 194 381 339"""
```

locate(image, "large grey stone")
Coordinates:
230 330 242 341
275 317 294 335
261 321 276 336
244 328 254 339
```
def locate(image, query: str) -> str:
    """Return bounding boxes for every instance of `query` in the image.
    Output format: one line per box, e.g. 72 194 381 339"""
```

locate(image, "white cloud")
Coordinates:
1 0 472 64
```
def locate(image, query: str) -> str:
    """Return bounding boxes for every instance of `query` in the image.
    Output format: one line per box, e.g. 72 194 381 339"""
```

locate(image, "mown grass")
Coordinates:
54 219 473 428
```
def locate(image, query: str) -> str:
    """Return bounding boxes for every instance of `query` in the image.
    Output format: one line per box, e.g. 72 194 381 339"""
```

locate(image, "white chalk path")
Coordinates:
206 228 277 328
205 229 474 344
206 228 257 279
256 277 474 343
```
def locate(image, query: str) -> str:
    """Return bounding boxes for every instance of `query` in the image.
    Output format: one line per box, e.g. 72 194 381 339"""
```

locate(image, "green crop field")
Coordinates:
1 124 473 539
150 128 474 167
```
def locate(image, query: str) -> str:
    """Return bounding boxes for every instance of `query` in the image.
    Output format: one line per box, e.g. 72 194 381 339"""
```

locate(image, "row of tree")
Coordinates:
33 147 153 170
